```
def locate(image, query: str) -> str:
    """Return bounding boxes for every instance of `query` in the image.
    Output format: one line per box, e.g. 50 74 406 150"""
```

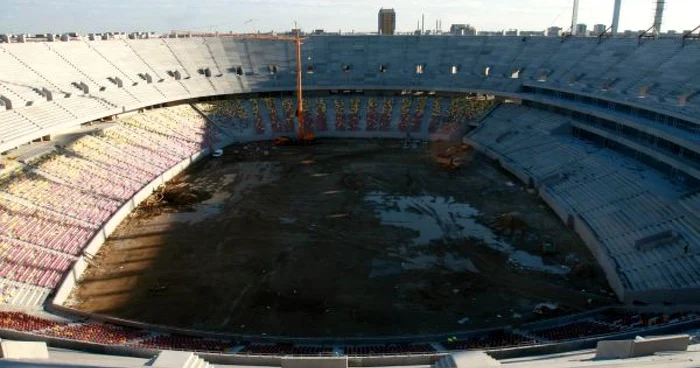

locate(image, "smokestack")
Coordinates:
612 0 622 34
436 20 438 34
571 0 580 35
422 14 425 35
653 0 665 35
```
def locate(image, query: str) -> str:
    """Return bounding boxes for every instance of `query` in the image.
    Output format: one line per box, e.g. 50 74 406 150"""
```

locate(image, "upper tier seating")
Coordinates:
2 37 699 153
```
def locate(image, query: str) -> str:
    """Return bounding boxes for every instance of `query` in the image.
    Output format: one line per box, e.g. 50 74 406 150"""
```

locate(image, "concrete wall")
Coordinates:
595 340 634 359
596 335 690 359
282 356 348 368
630 335 690 357
0 340 49 359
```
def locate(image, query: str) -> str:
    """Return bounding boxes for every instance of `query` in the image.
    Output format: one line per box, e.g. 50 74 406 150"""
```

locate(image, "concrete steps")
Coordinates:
147 351 212 368
432 355 457 368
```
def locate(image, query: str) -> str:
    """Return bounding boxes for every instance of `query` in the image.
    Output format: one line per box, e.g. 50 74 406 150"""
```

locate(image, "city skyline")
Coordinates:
1 0 697 35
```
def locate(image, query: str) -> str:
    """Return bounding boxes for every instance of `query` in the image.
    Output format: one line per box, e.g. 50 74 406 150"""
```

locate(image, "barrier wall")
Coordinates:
0 341 49 359
52 149 209 307
595 340 634 359
282 356 348 368
630 335 690 357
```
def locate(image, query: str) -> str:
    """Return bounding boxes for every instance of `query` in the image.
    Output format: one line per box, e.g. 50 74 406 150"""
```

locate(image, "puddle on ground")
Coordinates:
508 250 570 275
171 162 281 224
366 192 569 277
364 192 508 248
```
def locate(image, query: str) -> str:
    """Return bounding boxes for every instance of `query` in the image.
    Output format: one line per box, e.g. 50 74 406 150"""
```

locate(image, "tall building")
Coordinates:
575 23 588 36
450 24 476 36
592 24 607 36
547 26 563 37
378 8 396 35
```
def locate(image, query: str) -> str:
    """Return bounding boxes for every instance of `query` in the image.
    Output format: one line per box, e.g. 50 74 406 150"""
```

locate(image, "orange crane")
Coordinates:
229 30 315 144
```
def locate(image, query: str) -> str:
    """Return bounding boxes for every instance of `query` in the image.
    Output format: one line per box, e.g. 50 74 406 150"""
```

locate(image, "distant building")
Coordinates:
311 29 339 36
478 30 504 36
505 29 518 36
592 24 607 36
378 8 396 35
547 26 563 37
449 24 476 36
575 24 588 36
520 30 545 37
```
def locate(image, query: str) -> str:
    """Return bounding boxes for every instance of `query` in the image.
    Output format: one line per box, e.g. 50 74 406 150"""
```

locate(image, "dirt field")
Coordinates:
69 139 616 337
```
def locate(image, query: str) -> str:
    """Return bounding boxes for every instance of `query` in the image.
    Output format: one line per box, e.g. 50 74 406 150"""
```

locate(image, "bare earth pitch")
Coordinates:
68 139 615 337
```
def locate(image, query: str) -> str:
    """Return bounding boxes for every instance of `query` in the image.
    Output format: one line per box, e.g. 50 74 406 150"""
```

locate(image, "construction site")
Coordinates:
66 139 615 337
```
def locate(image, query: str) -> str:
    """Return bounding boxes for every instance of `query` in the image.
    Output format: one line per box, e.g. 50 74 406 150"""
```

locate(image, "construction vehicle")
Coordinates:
230 28 315 146
434 144 472 170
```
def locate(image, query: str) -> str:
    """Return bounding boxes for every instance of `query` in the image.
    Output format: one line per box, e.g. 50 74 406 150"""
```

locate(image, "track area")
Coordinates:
68 139 614 337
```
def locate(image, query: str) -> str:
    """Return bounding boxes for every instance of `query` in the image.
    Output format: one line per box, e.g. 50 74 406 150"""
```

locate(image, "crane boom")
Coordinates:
226 32 313 142
295 29 305 140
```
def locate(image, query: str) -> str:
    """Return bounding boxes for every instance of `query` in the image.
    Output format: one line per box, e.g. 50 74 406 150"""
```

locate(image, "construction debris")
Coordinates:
135 181 212 217
491 211 531 236
434 143 473 170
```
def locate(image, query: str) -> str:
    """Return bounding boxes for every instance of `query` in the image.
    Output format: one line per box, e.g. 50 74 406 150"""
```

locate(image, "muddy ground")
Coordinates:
69 139 616 337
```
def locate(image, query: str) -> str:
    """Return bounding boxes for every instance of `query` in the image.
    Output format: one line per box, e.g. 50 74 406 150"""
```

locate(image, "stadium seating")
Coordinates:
379 98 394 132
0 104 218 307
397 97 413 132
250 99 266 135
0 237 75 288
44 323 147 345
136 334 234 353
0 311 64 332
1 35 700 359
443 331 535 350
530 320 621 341
310 98 325 132
366 98 379 131
428 97 443 133
282 99 296 133
343 344 435 355
412 96 427 133
332 99 343 131
265 98 284 133
468 103 700 295
348 98 361 131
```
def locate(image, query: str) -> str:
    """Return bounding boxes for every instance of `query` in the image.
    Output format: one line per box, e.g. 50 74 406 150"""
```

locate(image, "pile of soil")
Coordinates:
135 181 212 217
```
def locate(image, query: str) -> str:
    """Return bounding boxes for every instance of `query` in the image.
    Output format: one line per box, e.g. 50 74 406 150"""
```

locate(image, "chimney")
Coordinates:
571 0 580 35
653 0 665 35
612 0 622 34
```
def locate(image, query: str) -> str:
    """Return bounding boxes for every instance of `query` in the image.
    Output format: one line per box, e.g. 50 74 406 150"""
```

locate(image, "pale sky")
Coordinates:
0 0 698 35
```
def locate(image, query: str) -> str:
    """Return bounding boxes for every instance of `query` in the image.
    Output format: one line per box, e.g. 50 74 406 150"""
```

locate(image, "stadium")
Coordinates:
1 13 700 368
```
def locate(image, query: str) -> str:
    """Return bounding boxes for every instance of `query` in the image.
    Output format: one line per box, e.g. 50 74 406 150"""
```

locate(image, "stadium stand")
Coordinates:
136 334 234 353
467 103 700 302
443 331 535 350
43 323 147 344
530 320 622 342
1 34 700 363
343 344 436 355
0 311 64 332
